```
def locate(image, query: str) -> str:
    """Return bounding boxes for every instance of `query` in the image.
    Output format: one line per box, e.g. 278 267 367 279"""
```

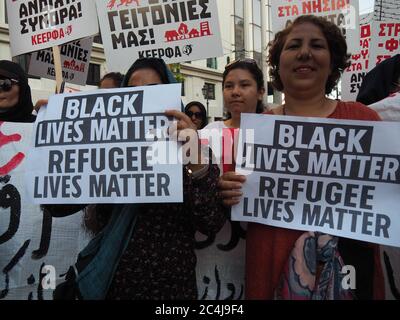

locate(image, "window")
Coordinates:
4 0 8 24
234 17 245 59
181 80 185 96
253 25 262 66
252 0 261 26
234 0 245 60
253 51 262 68
204 82 215 100
252 0 262 67
86 63 101 85
93 34 103 44
234 0 244 18
206 57 217 69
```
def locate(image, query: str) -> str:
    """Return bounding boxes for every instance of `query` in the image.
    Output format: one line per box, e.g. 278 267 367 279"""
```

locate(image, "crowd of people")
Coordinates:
1 14 393 300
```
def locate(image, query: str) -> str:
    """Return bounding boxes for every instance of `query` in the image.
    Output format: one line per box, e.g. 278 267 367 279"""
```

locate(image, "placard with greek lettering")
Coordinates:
270 0 360 53
25 84 183 204
28 37 93 85
6 0 99 56
341 23 371 101
95 0 223 71
368 20 400 71
232 114 400 247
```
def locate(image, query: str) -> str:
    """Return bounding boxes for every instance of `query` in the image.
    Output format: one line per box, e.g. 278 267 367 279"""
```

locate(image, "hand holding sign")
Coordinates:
165 109 209 173
165 109 198 133
217 172 246 207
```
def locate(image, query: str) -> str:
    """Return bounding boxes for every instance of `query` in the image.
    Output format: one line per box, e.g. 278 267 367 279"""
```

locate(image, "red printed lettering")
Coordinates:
0 122 25 175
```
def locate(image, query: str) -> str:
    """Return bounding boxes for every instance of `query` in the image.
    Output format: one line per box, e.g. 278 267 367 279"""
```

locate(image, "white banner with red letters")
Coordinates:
6 0 99 56
270 0 360 53
28 37 93 85
0 121 90 300
341 23 371 101
95 0 223 71
368 20 400 71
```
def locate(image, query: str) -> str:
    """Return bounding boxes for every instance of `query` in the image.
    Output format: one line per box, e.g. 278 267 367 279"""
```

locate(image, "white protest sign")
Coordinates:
195 221 246 300
1 124 399 300
270 0 360 53
368 21 400 71
232 114 400 248
6 0 99 57
28 37 93 85
25 84 183 204
95 0 223 71
341 23 371 101
0 121 90 300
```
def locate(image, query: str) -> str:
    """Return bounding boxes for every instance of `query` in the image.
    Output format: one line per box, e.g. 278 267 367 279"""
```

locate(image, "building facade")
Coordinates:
0 0 274 120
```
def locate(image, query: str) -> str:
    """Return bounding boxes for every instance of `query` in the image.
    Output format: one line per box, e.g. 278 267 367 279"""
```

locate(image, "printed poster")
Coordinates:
95 0 223 71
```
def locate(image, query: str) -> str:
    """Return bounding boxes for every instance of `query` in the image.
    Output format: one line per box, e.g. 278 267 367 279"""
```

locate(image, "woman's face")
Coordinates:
128 68 162 87
187 105 203 129
223 68 264 117
0 79 19 110
278 22 331 95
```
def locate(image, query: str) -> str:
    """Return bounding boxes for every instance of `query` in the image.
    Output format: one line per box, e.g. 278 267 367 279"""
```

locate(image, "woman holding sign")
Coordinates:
48 57 226 300
218 15 385 300
195 59 266 299
0 60 35 123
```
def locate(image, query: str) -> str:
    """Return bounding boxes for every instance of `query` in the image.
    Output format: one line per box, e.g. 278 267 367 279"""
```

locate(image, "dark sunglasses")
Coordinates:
186 111 203 119
225 58 258 70
0 78 19 92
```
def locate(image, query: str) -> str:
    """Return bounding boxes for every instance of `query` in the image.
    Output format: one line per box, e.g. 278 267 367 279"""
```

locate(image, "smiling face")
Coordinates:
128 68 162 87
223 68 264 118
278 22 332 96
0 79 19 110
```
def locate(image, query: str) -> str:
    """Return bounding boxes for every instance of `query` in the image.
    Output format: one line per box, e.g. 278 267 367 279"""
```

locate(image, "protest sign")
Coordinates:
95 0 223 71
6 0 99 56
0 121 90 300
368 20 400 70
232 114 400 247
28 37 93 85
270 0 360 53
195 221 246 300
25 84 183 204
341 23 371 101
1 121 399 299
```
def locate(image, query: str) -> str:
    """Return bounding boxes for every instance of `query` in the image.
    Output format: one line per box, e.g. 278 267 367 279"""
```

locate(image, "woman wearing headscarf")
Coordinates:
185 101 208 130
47 58 226 300
0 60 35 123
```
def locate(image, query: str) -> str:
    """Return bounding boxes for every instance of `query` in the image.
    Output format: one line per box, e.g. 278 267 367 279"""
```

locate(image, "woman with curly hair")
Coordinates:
218 15 385 300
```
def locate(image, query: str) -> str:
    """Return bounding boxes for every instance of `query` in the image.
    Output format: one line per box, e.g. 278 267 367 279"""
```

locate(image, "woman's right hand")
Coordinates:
217 171 246 207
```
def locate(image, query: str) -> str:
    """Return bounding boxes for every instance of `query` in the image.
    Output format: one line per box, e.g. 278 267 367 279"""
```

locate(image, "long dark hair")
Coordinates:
184 101 208 129
222 59 265 119
268 15 351 94
122 57 172 87
99 72 124 88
